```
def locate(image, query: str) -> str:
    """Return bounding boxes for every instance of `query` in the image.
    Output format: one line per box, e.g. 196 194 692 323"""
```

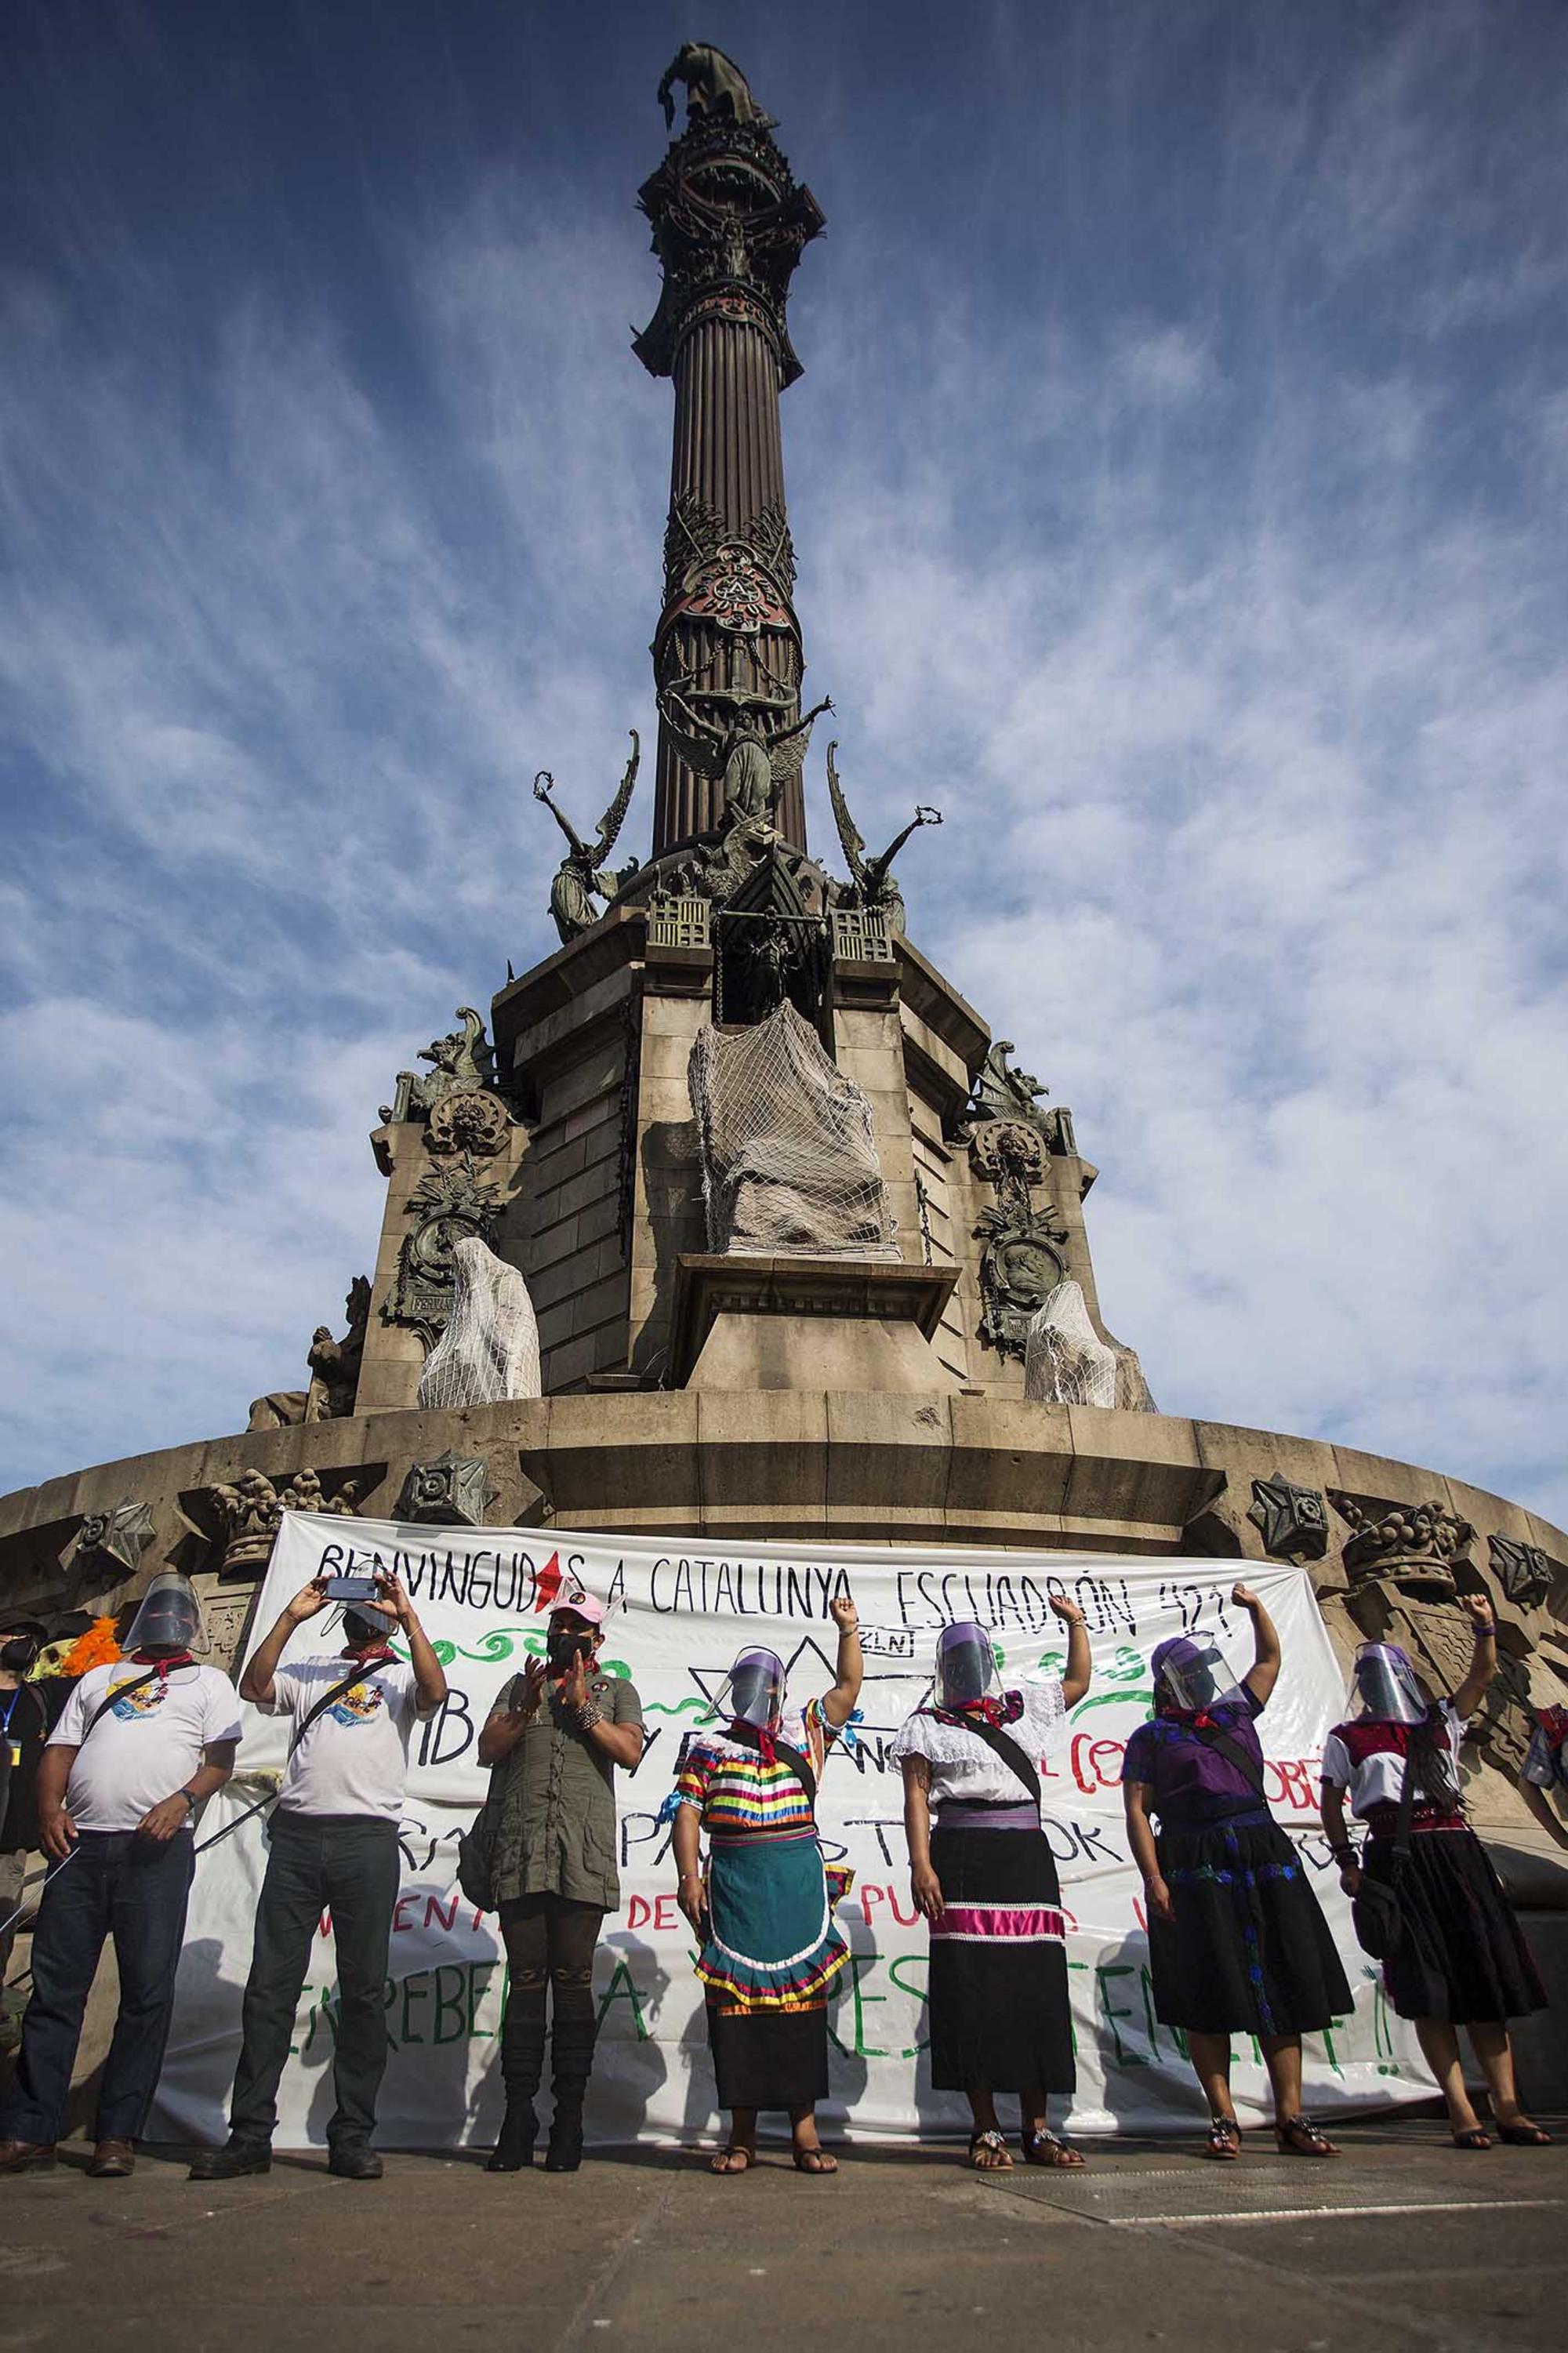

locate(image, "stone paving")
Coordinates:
1 2115 1563 2352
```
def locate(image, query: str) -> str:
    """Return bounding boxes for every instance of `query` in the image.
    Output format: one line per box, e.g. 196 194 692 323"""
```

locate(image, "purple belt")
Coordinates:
935 1802 1038 1832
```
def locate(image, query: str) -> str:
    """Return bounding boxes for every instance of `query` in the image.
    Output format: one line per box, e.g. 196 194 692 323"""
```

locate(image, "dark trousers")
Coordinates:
0 1831 195 2144
495 1894 604 2106
229 1813 400 2150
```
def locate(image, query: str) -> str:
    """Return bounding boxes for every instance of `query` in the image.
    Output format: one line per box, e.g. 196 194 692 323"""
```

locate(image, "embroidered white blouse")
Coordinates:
889 1678 1068 1812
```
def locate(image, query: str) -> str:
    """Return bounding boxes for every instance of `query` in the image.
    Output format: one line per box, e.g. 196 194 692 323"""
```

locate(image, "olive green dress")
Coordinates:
492 1670 644 1910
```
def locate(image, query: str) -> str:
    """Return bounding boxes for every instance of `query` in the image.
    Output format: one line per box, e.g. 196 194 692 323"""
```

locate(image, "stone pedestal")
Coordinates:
670 1252 960 1393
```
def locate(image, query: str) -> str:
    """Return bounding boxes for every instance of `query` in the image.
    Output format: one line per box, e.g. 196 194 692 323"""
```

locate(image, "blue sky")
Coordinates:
3 0 1566 1527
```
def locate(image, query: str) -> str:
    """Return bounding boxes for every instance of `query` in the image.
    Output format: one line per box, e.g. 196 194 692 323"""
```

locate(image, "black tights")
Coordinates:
499 1894 604 2031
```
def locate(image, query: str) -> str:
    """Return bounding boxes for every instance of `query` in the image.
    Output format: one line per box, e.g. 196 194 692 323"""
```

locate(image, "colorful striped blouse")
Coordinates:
673 1697 837 1839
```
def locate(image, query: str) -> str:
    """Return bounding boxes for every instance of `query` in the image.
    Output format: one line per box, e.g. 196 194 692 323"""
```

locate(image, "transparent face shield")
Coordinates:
1152 1637 1224 1714
935 1621 999 1709
720 1647 786 1734
124 1571 204 1655
1350 1643 1428 1726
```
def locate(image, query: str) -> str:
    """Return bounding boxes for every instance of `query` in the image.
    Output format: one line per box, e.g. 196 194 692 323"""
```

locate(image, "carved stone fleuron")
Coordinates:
971 1118 1050 1192
1329 1493 1474 1597
70 1498 154 1580
637 52 827 851
380 1008 498 1126
1249 1474 1331 1563
208 1467 361 1578
533 736 641 942
1490 1531 1554 1610
426 1088 510 1160
397 1451 498 1529
975 1199 1069 1362
389 1153 509 1344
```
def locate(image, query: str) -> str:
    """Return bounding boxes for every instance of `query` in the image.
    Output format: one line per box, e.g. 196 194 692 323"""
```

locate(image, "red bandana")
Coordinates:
340 1644 396 1665
731 1718 779 1765
1160 1703 1216 1731
933 1693 1024 1732
132 1650 194 1678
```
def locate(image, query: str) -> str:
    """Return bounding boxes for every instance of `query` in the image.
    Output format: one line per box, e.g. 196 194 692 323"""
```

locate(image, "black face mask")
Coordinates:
547 1627 592 1673
0 1639 36 1674
343 1609 394 1650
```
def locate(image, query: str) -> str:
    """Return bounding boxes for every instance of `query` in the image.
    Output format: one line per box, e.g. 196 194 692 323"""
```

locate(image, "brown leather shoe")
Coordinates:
87 2139 136 2178
0 2137 57 2174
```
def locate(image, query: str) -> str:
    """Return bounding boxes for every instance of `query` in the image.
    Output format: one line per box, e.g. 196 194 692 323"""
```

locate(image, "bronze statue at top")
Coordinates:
636 49 825 855
658 44 775 132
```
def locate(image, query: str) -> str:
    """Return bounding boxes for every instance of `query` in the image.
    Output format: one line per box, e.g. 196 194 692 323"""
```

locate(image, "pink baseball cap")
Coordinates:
551 1589 605 1628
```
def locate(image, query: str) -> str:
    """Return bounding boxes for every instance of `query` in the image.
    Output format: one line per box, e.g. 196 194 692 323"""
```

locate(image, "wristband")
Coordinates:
177 1788 199 1813
1330 1846 1356 1865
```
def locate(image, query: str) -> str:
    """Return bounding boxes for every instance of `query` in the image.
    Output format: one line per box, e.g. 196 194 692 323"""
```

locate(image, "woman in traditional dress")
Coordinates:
670 1596 862 2175
893 1597 1089 2171
1320 1596 1551 2150
1122 1583 1352 2160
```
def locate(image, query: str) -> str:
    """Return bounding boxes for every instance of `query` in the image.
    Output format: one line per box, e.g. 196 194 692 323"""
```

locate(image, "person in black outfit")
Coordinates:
0 1621 53 2047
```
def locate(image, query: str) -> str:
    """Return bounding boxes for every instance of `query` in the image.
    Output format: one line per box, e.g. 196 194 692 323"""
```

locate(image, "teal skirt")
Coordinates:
695 1833 849 2011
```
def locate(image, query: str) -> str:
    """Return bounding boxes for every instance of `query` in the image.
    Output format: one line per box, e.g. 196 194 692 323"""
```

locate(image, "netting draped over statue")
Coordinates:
688 1003 899 1258
417 1236 542 1410
1024 1278 1157 1412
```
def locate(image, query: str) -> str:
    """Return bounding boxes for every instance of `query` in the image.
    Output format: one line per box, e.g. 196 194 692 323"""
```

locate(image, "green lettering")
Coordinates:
1096 1963 1148 2067
596 1958 652 2043
401 1972 430 2045
887 1953 930 2057
468 1962 498 2039
434 1964 468 2045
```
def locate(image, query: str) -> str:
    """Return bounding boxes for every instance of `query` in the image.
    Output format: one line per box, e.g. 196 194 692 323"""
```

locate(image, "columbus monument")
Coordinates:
2 45 1564 2066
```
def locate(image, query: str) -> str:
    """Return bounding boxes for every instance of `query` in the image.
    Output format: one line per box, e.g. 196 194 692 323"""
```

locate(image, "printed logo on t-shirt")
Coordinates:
327 1679 386 1728
108 1675 169 1722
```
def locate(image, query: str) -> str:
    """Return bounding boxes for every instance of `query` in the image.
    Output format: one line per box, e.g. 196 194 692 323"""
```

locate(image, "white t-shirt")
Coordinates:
49 1662 241 1834
263 1658 425 1823
1319 1701 1465 1818
889 1679 1067 1815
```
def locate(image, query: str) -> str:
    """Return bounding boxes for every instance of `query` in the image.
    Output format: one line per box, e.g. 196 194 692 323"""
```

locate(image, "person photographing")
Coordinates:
0 1573 241 2178
476 1592 644 2173
190 1570 446 2181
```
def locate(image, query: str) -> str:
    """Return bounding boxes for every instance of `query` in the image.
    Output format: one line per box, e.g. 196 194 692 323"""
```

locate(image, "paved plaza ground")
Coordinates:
1 2114 1563 2352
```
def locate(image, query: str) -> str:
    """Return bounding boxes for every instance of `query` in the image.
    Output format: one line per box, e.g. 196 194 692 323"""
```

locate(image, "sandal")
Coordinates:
710 2144 753 2174
1497 2121 1552 2147
968 2128 1013 2170
1203 2114 1241 2161
1451 2126 1493 2151
1274 2113 1338 2158
1021 2126 1085 2169
792 2145 838 2174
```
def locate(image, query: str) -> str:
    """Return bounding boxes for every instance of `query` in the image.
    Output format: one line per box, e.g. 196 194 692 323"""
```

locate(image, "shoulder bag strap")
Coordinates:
938 1712 1041 1807
286 1660 394 1758
1187 1717 1270 1803
78 1667 162 1745
723 1723 818 1810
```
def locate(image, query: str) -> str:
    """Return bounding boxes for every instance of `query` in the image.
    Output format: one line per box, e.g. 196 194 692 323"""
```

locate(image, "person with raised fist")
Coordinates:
1321 1594 1549 2149
1123 1582 1352 2161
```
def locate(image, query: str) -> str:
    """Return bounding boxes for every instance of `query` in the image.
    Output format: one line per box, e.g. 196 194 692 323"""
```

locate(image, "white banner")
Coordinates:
155 1514 1426 2145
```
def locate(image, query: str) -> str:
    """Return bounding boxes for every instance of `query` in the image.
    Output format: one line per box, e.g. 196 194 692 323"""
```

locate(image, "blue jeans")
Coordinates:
0 1831 195 2144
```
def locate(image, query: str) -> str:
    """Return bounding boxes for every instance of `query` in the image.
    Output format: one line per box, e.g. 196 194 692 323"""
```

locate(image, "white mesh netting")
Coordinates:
417 1236 542 1410
688 1001 900 1259
1024 1277 1157 1412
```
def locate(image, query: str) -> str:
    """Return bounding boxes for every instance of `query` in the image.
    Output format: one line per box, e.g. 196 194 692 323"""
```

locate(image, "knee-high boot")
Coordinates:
486 1994 546 2173
544 2013 597 2173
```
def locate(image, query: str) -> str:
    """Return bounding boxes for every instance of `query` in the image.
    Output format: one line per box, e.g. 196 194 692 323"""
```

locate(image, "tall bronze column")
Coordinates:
635 55 824 855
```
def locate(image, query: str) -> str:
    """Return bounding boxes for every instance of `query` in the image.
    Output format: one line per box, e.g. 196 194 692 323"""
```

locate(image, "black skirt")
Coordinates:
1151 1812 1353 2037
927 1825 1075 2094
1365 1825 1547 2024
707 2000 829 2112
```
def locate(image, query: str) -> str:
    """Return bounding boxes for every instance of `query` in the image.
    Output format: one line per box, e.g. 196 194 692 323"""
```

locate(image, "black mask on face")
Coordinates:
0 1639 36 1674
547 1626 592 1673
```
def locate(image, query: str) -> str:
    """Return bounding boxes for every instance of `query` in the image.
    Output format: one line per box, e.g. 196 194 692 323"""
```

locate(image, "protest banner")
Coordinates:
154 1512 1425 2144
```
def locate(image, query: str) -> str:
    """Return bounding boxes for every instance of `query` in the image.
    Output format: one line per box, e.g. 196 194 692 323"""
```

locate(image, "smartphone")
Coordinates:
323 1574 383 1604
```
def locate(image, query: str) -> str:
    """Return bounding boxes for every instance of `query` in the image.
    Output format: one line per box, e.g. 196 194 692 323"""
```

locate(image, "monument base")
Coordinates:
670 1253 960 1393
